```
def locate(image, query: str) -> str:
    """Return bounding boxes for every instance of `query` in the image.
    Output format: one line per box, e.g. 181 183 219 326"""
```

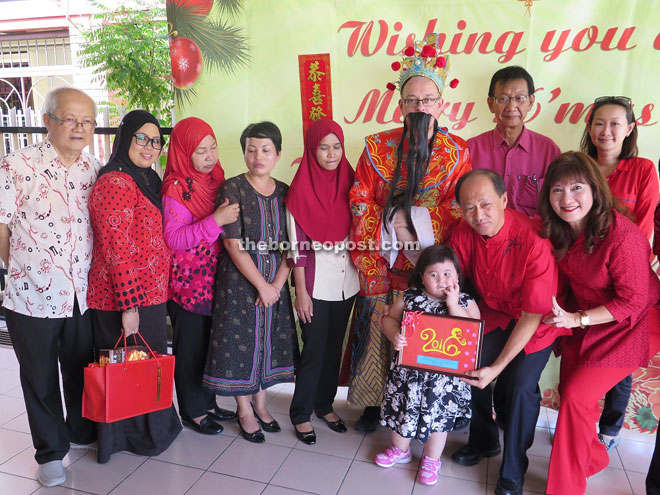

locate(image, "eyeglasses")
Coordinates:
492 95 530 105
594 96 632 106
402 97 440 107
48 113 96 131
133 133 163 150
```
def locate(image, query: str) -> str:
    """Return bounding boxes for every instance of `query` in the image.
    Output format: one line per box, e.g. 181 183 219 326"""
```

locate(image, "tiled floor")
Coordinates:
0 344 655 495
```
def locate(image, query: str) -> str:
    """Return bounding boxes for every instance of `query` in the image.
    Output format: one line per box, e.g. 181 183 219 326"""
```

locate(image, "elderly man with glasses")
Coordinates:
0 87 100 487
467 66 560 217
449 169 564 495
345 34 472 433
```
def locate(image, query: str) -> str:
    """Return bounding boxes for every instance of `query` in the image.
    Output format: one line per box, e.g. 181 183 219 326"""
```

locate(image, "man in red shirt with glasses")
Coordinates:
448 169 567 495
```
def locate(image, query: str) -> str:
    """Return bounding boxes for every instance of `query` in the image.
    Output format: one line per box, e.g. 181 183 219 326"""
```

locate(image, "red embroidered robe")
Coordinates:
349 126 472 296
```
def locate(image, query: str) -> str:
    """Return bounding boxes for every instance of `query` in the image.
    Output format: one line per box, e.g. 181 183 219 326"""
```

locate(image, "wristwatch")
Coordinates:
578 310 590 328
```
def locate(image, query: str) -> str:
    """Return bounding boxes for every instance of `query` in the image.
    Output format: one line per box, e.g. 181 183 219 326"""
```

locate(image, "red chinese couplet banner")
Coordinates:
298 53 333 136
398 311 484 378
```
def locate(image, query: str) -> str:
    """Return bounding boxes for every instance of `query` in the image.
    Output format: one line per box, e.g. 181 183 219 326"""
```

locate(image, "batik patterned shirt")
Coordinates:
0 138 101 317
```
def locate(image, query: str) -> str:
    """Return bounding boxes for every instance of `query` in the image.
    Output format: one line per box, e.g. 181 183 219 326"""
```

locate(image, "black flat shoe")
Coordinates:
251 404 281 432
208 405 237 422
451 443 501 466
322 416 347 433
295 428 316 445
181 415 223 435
237 416 265 443
495 477 523 495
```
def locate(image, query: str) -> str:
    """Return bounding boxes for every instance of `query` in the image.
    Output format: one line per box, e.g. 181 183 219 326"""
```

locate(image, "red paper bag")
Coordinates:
82 333 175 423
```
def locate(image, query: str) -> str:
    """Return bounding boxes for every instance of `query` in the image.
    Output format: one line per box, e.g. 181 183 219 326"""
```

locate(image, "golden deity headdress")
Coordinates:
387 33 458 94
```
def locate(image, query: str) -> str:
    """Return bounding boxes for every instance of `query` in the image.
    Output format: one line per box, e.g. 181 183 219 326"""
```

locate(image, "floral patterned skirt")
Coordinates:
380 355 472 443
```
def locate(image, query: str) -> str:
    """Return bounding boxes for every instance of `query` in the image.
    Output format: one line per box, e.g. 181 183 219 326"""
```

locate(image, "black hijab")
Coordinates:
97 110 164 212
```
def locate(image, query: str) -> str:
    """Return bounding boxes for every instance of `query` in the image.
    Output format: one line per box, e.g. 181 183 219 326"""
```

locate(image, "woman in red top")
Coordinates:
539 152 660 494
579 95 660 450
649 202 660 495
580 96 659 240
162 117 240 435
88 110 181 463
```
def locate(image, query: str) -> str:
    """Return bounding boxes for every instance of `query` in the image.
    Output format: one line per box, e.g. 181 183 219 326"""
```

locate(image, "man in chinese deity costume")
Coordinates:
345 33 472 433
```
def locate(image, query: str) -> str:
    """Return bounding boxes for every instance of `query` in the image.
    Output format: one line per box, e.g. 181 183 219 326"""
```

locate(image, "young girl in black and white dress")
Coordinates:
375 244 480 485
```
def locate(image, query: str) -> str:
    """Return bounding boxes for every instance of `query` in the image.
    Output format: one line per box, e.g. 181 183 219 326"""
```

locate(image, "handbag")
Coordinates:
82 331 175 423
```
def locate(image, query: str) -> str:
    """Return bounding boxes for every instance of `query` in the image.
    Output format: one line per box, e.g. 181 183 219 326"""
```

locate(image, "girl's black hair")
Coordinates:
383 111 437 234
408 244 463 290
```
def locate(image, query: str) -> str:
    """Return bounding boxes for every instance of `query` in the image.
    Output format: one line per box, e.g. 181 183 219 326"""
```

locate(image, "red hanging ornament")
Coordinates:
170 37 203 89
391 61 401 71
449 78 459 88
386 82 396 91
167 0 213 16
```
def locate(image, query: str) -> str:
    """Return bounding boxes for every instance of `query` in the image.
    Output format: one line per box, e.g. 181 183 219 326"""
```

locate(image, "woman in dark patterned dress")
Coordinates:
203 122 296 443
87 110 182 463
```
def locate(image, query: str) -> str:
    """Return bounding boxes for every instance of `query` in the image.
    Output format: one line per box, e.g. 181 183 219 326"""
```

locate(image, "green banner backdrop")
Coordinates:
168 0 660 433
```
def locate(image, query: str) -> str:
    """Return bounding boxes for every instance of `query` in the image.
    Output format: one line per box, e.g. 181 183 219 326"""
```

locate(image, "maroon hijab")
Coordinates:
286 119 354 242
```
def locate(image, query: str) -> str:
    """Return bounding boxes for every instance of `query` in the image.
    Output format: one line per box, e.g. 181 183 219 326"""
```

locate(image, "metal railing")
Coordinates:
0 106 174 168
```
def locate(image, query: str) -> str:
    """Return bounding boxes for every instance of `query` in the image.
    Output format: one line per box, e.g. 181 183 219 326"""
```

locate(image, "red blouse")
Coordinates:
559 210 660 368
349 126 471 296
87 171 169 311
449 209 567 353
606 157 659 242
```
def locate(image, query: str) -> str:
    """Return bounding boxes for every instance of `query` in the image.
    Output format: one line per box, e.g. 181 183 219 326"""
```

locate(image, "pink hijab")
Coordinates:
161 117 225 219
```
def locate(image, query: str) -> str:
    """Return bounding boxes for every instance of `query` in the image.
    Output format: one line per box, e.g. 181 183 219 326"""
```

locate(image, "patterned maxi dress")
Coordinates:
203 174 297 395
380 287 472 442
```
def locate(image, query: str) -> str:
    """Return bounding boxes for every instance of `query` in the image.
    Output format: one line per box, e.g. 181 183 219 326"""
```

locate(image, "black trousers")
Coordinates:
598 373 633 436
648 425 660 495
467 322 553 482
6 299 96 464
168 300 216 419
290 296 356 425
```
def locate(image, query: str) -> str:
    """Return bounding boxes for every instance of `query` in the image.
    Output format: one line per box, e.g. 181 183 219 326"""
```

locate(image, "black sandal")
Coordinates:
181 415 223 435
251 403 281 432
322 415 347 433
295 427 317 445
237 415 265 443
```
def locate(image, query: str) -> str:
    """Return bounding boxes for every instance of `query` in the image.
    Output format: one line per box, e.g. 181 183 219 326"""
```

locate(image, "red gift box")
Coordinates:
82 332 174 423
398 311 484 377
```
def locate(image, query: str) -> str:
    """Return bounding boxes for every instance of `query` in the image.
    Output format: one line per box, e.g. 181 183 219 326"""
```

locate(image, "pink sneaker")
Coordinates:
374 445 413 467
417 455 441 485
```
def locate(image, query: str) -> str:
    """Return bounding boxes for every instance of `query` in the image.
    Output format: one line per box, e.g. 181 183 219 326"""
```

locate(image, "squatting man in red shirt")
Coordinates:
447 169 568 495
